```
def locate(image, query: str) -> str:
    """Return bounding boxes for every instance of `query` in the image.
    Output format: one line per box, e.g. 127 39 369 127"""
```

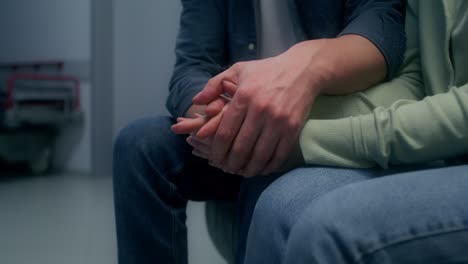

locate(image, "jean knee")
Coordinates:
113 116 182 183
250 170 310 233
287 183 387 262
114 116 176 158
252 168 357 229
255 186 289 225
285 193 351 262
115 116 165 150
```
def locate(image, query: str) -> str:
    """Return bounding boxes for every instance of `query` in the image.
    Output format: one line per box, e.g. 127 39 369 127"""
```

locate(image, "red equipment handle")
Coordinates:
6 73 80 110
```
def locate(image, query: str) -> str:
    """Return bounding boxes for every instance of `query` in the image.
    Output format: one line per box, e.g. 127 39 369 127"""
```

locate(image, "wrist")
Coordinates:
288 39 333 97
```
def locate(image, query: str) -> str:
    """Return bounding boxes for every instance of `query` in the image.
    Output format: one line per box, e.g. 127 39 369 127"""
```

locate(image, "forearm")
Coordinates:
300 84 468 168
297 34 387 96
298 1 421 168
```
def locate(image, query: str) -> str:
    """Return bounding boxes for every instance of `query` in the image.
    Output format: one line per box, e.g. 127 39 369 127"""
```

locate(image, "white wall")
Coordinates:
113 0 178 134
0 0 92 173
0 0 90 62
113 1 226 263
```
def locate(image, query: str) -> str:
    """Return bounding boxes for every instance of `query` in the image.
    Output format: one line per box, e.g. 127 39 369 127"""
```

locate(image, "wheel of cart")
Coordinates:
0 128 55 174
29 146 53 174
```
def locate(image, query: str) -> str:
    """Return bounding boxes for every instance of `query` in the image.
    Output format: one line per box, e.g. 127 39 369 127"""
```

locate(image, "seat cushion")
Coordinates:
205 201 237 264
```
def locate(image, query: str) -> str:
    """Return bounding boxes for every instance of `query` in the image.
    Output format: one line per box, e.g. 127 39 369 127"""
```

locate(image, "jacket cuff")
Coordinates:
178 88 202 117
299 118 374 168
166 75 208 118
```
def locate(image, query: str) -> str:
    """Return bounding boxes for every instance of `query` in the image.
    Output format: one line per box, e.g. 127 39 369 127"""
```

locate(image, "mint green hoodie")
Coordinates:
299 0 468 168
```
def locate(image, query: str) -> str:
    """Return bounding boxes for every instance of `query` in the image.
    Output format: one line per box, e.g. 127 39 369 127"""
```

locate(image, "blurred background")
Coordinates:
0 0 225 263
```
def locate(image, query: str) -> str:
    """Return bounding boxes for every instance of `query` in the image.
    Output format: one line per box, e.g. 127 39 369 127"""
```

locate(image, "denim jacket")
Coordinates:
166 0 406 118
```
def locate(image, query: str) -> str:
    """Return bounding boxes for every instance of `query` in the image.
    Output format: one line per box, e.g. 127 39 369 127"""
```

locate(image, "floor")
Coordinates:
0 166 116 264
0 164 225 264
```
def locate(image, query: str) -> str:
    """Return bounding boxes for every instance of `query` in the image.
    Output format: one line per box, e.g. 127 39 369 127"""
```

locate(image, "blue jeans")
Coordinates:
113 116 242 264
242 165 468 264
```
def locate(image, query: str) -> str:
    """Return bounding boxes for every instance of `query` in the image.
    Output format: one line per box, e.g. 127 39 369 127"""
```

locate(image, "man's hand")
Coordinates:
172 82 303 176
172 110 303 176
193 35 386 177
193 41 329 177
173 104 243 173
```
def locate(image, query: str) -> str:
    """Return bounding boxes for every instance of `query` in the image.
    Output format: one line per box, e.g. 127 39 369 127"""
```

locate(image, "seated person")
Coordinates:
175 0 468 263
113 0 407 263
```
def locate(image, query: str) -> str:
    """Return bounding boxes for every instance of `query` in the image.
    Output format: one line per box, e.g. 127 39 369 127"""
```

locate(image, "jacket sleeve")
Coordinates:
166 0 227 117
299 0 429 168
300 83 468 168
300 1 468 168
339 0 407 80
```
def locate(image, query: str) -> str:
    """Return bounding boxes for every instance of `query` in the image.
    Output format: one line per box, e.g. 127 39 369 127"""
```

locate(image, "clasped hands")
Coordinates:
172 43 321 177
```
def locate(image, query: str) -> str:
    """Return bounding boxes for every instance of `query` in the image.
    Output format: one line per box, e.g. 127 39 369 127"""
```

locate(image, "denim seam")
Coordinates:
140 141 186 197
354 222 468 264
125 152 179 201
140 138 186 183
140 142 187 263
163 162 186 264
171 206 177 264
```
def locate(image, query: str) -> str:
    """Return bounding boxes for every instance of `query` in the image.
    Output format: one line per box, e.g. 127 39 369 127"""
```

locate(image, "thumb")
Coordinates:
204 80 237 117
192 67 238 105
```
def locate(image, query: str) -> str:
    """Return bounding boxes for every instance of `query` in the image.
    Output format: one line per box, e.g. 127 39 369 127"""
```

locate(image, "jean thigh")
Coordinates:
285 165 468 264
